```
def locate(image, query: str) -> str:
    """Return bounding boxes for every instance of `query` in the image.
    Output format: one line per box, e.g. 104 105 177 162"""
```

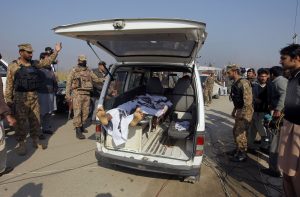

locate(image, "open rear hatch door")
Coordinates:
53 18 207 64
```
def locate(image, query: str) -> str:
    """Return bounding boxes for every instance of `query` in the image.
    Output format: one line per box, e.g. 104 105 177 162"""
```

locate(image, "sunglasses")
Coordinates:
24 50 33 54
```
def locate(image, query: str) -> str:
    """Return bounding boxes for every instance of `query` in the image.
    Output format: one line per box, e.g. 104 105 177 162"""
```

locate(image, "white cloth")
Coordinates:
103 108 134 146
103 94 172 146
175 121 190 131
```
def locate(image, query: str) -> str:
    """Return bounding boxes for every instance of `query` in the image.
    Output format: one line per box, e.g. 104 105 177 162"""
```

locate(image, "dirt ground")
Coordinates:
0 96 282 197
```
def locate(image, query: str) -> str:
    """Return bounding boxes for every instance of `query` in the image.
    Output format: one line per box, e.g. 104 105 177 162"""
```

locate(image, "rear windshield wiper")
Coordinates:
86 41 114 79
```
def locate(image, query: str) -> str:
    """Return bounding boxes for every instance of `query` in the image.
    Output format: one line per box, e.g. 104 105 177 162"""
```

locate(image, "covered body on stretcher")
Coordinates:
97 94 173 146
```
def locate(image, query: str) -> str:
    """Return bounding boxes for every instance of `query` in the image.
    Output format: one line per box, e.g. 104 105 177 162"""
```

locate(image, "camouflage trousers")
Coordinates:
72 92 90 128
233 108 253 152
14 92 41 142
204 88 213 104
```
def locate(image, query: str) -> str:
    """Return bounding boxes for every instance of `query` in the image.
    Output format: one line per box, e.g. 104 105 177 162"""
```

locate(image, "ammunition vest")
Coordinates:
230 78 244 109
14 63 41 92
72 69 93 92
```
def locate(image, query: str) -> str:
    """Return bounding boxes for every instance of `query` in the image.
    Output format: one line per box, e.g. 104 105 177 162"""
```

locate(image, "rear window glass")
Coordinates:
98 34 195 57
152 72 190 88
128 72 143 90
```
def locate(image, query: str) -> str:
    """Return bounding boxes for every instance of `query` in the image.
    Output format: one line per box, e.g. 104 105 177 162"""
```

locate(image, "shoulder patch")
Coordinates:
240 78 251 86
8 60 20 68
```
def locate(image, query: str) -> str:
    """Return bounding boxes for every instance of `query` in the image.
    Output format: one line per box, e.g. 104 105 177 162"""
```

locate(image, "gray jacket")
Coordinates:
271 76 288 111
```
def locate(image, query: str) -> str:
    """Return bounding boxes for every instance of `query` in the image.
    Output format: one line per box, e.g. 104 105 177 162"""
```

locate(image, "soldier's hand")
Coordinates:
65 96 71 102
273 110 281 118
6 115 16 126
231 109 236 118
7 102 14 108
111 90 118 96
55 42 62 52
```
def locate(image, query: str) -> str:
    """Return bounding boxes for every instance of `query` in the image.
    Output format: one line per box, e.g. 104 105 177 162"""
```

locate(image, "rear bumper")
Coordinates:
95 150 200 177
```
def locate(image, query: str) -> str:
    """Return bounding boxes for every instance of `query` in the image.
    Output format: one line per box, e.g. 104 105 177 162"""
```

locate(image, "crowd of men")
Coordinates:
227 43 300 197
0 43 108 177
0 42 299 196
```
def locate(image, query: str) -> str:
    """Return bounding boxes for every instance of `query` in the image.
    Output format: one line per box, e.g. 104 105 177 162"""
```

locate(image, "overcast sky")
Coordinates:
0 0 299 71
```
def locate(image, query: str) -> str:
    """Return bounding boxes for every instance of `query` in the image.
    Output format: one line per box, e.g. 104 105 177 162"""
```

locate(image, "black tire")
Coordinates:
215 88 221 99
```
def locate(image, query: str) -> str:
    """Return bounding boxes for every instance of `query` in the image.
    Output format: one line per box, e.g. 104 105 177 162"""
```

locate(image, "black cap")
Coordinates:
40 52 46 60
98 61 106 66
247 68 256 73
45 47 53 53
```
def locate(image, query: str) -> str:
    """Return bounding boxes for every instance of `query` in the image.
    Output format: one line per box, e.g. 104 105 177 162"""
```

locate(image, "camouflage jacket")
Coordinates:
5 52 58 103
233 78 254 121
66 66 104 98
205 76 215 89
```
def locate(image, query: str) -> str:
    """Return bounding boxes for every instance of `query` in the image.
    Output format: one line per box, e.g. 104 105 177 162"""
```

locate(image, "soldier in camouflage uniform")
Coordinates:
5 43 62 156
66 55 104 139
204 72 215 106
226 65 253 162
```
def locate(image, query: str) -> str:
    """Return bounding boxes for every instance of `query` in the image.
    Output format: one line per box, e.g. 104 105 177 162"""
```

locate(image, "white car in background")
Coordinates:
0 59 8 129
0 59 8 91
54 18 207 183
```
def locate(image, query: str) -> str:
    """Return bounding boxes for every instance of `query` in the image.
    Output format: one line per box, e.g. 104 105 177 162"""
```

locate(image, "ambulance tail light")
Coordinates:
195 135 204 156
95 124 102 133
95 124 102 141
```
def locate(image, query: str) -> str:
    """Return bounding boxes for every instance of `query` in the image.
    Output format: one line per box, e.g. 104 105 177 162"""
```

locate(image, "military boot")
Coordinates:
81 127 88 133
76 127 85 139
16 141 27 156
230 151 247 162
32 138 47 149
225 149 237 156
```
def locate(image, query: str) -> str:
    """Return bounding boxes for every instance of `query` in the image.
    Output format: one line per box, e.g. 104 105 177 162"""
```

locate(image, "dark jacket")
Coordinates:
252 82 269 112
284 69 300 125
0 79 11 117
37 67 58 94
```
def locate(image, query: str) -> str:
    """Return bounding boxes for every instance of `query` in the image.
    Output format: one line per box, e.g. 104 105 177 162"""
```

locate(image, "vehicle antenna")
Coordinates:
86 41 113 79
293 0 299 43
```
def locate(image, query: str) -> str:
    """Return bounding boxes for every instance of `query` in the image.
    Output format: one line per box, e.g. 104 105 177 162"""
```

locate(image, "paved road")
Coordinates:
0 96 282 197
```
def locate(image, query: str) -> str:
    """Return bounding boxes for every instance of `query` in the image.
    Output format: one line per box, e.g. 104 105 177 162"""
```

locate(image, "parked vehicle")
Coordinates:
0 58 8 91
54 18 207 182
0 59 8 130
198 66 226 98
56 81 69 113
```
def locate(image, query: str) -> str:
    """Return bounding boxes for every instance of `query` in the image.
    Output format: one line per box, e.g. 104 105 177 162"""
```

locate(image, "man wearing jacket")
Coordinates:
261 66 288 177
278 44 300 197
248 68 270 151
